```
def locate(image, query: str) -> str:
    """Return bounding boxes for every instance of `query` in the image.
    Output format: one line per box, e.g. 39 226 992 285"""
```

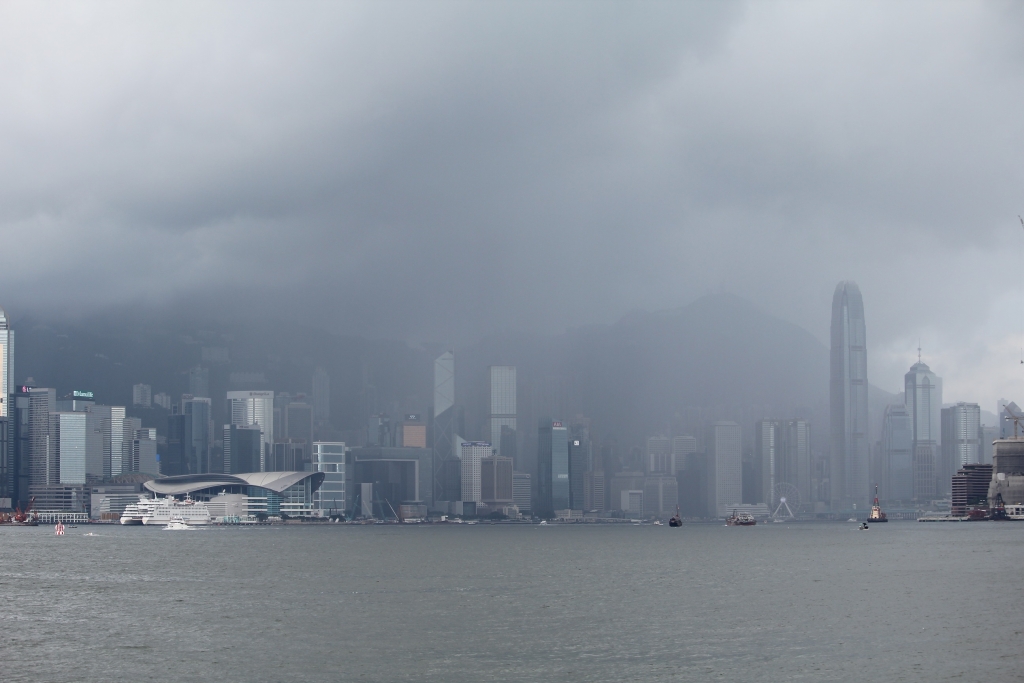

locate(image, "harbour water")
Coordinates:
1 521 1022 682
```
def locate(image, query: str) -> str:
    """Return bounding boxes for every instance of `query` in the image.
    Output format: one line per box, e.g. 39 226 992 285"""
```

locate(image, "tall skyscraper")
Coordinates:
432 352 459 502
223 423 262 474
672 436 697 478
940 402 980 496
905 358 941 500
86 404 127 478
830 281 870 510
0 308 12 505
881 403 913 501
756 420 810 509
52 411 88 485
182 396 213 473
481 455 513 508
537 419 569 516
227 390 274 471
0 306 13 418
488 366 516 458
312 367 330 426
460 441 491 504
707 421 742 518
569 428 590 510
26 387 56 488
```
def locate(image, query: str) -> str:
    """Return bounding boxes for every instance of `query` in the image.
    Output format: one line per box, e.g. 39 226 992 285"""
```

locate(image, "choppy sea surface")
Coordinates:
1 520 1022 682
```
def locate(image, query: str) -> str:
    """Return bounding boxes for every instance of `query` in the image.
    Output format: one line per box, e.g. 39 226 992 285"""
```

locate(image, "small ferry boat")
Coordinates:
858 522 869 530
726 512 756 526
868 485 888 523
668 506 682 527
162 517 192 530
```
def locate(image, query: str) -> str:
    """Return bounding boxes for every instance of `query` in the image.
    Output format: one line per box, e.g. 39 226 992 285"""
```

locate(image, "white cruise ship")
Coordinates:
120 496 161 525
137 497 211 526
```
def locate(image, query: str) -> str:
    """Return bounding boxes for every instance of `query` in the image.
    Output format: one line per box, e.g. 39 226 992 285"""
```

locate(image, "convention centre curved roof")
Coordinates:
144 471 325 496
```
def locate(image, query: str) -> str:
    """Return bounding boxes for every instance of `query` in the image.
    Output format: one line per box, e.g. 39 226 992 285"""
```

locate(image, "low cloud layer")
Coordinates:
2 1 1024 409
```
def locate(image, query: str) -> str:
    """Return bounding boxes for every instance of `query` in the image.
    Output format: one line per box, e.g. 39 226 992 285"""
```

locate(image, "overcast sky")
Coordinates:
2 1 1024 409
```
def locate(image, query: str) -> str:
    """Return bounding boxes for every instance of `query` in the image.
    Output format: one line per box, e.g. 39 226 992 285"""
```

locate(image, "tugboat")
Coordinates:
726 512 756 526
868 485 888 523
669 506 682 527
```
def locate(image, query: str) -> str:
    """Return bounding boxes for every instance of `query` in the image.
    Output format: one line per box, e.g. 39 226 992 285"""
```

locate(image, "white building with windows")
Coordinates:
461 442 491 503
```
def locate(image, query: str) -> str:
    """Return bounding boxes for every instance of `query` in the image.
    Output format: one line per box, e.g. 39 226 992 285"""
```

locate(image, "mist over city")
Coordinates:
2 3 1024 682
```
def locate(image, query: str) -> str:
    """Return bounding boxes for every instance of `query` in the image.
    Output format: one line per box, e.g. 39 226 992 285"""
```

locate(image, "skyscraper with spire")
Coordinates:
830 281 870 510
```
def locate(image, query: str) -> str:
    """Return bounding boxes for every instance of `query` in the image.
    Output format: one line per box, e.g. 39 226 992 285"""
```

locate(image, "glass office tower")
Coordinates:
830 281 870 510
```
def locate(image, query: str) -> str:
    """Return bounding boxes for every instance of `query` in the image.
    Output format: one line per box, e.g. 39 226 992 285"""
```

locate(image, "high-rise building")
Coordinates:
0 306 13 419
881 403 913 502
227 390 273 471
182 396 213 473
481 455 513 506
512 472 531 514
672 436 697 477
569 426 591 510
432 352 459 503
131 427 158 475
488 366 516 459
644 475 678 517
132 384 151 408
756 420 810 509
51 412 89 485
940 402 981 496
86 404 127 478
401 415 427 448
0 308 10 506
951 463 993 516
153 392 172 410
188 366 210 398
460 442 490 504
312 367 330 426
905 359 942 500
499 425 518 464
707 421 742 518
164 413 191 476
830 281 870 510
646 436 672 475
312 442 346 514
584 470 605 512
26 388 56 488
223 424 263 474
537 419 569 516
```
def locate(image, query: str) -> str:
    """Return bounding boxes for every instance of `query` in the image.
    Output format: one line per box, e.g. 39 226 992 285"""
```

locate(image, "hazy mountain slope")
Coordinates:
12 293 894 457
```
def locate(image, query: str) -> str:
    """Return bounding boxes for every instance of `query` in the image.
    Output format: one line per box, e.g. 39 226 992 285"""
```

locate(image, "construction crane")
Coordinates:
1004 405 1024 439
13 496 35 523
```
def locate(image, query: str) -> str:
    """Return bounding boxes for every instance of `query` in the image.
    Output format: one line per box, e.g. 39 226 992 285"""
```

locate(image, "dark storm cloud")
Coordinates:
2 1 1024 402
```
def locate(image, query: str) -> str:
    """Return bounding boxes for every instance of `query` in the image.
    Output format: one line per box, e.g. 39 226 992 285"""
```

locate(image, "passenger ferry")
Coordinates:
126 497 211 526
120 496 161 525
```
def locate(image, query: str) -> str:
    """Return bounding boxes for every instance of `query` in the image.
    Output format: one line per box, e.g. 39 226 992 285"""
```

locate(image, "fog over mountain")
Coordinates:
12 293 902 460
3 2 1024 409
